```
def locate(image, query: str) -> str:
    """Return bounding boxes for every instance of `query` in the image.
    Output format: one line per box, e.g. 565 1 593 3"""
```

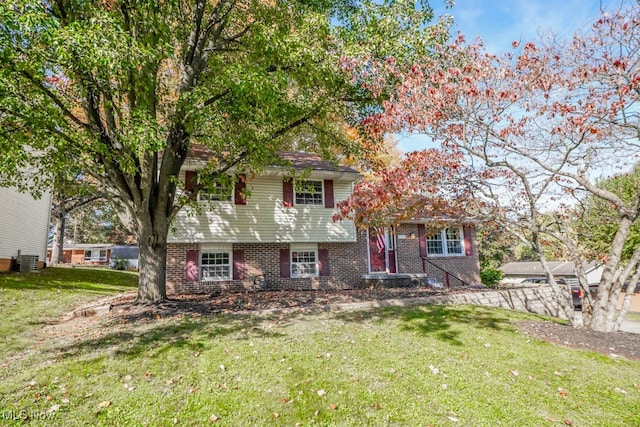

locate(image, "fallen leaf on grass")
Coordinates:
373 402 383 410
558 388 567 398
48 404 60 413
329 404 337 411
209 414 219 423
98 400 111 409
510 370 519 377
564 419 573 426
447 416 459 422
317 389 326 396
614 388 627 394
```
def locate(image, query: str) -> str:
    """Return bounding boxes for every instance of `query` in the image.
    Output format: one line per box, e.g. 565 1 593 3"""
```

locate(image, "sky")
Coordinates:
396 0 627 152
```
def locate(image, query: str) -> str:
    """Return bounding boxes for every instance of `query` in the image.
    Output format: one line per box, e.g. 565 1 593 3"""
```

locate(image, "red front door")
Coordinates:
368 228 387 272
368 227 397 273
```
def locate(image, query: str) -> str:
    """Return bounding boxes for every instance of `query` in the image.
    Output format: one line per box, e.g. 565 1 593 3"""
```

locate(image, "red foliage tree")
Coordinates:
345 5 640 332
335 148 486 227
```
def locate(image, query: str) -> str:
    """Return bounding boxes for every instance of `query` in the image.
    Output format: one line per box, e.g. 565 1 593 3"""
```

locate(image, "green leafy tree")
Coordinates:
66 200 135 245
0 0 450 303
49 172 107 265
577 165 640 263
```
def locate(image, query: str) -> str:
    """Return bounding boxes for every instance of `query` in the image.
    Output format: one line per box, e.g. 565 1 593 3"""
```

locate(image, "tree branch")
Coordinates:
17 69 90 129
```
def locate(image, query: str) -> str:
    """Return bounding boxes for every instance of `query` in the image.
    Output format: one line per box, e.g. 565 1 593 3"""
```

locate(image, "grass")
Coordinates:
1 269 639 426
0 267 138 358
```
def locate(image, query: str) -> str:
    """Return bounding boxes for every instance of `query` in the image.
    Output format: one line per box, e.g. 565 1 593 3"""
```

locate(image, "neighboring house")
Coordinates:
0 187 52 272
500 261 604 285
166 148 481 294
109 245 139 270
47 243 113 266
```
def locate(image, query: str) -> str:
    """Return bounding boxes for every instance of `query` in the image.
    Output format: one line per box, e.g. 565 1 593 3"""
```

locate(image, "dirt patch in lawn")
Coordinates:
54 287 640 362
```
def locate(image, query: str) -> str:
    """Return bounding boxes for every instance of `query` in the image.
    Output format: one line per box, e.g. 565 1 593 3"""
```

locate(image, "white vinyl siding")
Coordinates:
169 174 357 243
0 187 51 261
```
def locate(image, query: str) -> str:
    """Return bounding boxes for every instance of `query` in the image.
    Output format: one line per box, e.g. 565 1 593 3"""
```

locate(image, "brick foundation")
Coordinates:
0 258 12 273
167 238 369 295
395 224 481 285
167 225 481 295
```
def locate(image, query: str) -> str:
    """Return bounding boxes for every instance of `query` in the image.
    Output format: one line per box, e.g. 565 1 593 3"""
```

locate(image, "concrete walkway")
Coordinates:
620 319 640 334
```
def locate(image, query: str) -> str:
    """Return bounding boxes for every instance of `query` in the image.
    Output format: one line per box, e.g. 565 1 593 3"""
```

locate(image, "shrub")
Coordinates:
481 267 504 287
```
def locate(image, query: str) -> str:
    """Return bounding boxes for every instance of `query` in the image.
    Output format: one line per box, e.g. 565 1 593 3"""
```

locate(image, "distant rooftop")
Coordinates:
500 261 599 276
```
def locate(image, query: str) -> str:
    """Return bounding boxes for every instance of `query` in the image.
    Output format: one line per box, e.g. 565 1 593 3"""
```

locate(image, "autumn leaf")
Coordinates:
98 400 111 409
329 404 337 411
209 414 219 423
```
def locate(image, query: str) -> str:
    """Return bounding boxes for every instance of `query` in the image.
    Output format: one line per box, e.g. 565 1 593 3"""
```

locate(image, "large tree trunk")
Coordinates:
587 217 634 332
134 211 170 304
136 232 168 303
50 212 66 265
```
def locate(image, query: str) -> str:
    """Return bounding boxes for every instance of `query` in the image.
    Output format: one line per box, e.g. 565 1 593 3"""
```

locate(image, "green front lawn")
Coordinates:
0 267 138 357
1 269 638 426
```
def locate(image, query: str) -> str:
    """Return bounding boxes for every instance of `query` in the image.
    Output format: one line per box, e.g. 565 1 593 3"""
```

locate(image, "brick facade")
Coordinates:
166 237 369 295
166 225 480 295
395 223 481 286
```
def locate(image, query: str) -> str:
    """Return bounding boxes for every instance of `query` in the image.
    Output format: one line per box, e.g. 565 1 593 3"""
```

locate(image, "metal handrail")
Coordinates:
421 256 474 288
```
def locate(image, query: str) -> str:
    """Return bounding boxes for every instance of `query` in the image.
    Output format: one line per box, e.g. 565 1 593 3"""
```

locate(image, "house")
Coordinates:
166 148 481 294
0 187 52 272
109 245 139 270
499 261 604 285
47 243 113 266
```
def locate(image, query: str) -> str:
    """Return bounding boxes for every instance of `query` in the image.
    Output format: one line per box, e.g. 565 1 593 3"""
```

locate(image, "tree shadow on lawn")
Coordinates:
335 305 523 347
51 314 287 361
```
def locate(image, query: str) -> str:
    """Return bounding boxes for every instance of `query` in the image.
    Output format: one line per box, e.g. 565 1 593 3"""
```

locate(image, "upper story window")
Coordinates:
295 180 323 206
198 180 233 202
426 227 464 256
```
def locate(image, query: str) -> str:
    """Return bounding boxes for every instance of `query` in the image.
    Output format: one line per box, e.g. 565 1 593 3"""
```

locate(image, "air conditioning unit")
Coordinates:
18 255 39 272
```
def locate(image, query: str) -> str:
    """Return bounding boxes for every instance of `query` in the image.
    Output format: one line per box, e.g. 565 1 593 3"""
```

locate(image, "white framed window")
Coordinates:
84 249 107 262
291 243 318 277
295 180 323 206
200 244 232 281
426 227 464 256
198 180 233 202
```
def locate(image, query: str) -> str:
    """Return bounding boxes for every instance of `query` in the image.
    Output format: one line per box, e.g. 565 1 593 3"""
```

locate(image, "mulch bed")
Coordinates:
106 286 473 320
101 287 640 361
516 320 640 360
